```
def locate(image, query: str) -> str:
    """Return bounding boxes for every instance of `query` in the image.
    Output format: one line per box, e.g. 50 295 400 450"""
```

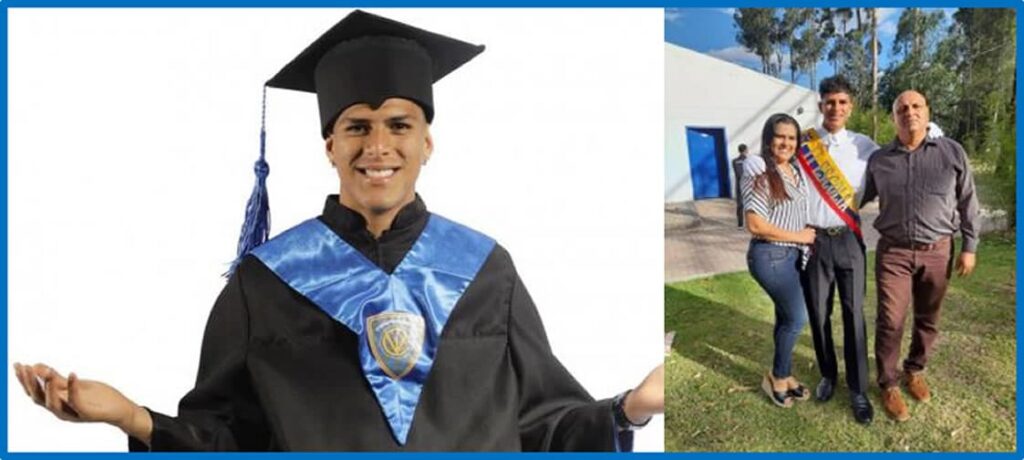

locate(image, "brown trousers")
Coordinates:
874 237 953 389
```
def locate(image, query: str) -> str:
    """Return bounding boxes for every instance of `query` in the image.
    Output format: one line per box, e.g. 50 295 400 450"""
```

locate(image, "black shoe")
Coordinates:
815 377 835 402
851 393 874 425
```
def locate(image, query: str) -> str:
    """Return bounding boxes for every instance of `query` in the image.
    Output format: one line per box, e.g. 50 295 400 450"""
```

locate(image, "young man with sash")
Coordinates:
13 10 663 451
795 76 879 425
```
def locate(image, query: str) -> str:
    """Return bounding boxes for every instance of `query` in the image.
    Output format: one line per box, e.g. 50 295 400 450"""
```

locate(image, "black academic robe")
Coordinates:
130 196 625 451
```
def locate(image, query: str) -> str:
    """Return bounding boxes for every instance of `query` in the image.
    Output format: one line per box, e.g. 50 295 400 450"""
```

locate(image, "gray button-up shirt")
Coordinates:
861 136 980 252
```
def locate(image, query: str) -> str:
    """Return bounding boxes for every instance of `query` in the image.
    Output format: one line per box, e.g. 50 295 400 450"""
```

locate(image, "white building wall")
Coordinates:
665 43 821 203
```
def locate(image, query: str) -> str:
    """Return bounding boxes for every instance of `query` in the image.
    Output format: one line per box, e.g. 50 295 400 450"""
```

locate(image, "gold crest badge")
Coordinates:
366 312 426 380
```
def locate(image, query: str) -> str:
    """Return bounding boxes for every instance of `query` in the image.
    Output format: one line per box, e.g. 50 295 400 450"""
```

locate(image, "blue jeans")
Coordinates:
747 241 808 379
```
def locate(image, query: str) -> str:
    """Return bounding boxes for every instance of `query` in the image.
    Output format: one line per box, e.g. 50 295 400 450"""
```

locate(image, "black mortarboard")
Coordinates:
229 10 484 275
267 9 485 137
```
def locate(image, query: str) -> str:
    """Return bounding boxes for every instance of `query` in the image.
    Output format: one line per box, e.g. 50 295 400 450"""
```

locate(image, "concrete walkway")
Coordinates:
665 198 1009 283
665 198 882 283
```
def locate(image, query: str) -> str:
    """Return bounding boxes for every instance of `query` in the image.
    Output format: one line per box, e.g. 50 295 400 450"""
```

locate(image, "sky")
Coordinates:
665 8 958 90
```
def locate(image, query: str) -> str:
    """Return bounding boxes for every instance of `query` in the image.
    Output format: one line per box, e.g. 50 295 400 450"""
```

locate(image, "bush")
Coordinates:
846 108 896 145
960 121 1015 229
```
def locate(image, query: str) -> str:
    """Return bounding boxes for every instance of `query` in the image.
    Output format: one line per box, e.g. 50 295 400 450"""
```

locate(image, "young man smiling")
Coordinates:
796 76 879 425
329 99 433 237
13 10 663 451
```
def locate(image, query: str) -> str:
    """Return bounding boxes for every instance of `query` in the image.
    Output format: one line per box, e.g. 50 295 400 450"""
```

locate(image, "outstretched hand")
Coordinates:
15 363 79 421
623 363 664 425
13 362 152 443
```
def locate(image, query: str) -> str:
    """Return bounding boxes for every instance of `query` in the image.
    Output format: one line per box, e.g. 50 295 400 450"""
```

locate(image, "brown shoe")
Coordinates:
882 387 910 422
904 371 932 402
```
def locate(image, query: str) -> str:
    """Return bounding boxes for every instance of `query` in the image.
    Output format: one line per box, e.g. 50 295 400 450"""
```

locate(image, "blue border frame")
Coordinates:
1 2 8 455
1015 5 1022 457
0 1 1021 6
2 2 1022 458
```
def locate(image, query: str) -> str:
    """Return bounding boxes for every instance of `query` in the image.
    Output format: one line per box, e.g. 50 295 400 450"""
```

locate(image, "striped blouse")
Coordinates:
741 155 810 266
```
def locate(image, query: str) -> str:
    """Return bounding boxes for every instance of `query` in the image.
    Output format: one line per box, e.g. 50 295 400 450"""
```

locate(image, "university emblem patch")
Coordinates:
367 312 426 380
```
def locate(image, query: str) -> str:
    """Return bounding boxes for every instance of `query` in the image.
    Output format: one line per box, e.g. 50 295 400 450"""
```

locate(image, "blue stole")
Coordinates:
251 214 496 445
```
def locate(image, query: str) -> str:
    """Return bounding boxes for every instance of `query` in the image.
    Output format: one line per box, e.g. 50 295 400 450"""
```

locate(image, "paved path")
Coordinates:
665 198 882 283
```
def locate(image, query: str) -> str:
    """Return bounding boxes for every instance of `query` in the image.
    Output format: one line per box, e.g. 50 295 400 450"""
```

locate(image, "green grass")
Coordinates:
665 233 1016 452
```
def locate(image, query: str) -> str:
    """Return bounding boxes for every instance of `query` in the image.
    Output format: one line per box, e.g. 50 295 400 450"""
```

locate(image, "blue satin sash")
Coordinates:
251 214 495 445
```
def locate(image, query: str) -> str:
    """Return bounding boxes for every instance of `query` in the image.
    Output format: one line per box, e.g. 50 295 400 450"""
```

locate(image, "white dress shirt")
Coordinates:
804 127 879 228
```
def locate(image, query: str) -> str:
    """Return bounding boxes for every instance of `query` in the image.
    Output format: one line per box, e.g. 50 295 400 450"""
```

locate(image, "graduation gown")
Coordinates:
129 196 628 451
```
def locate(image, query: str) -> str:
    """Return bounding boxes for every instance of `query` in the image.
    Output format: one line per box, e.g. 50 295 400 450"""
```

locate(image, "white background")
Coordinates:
8 8 664 451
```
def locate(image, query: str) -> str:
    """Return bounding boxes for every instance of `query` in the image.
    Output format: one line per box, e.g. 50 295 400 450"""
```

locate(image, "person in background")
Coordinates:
733 143 749 227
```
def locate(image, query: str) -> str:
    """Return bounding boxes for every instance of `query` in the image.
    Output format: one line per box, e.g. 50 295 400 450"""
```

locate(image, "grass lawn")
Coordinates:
665 233 1016 452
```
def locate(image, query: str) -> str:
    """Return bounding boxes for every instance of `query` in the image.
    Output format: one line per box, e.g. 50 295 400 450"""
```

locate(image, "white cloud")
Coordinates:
715 8 736 16
707 45 762 69
665 8 683 22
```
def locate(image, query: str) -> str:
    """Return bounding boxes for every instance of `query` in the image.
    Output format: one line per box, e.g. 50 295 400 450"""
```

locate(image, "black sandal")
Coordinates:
787 383 811 401
761 372 794 408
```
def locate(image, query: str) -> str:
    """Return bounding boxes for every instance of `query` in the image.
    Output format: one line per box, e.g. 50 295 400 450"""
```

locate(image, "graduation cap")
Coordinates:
229 10 485 274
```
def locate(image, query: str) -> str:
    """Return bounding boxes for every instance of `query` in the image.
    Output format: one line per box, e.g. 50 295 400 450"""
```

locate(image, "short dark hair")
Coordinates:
738 144 748 153
818 75 854 98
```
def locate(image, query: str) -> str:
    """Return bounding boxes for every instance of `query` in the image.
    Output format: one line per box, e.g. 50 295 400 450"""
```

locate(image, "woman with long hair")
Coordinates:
741 113 815 408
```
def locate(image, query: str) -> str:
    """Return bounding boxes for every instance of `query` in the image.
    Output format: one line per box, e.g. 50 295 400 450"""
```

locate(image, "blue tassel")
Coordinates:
226 86 271 277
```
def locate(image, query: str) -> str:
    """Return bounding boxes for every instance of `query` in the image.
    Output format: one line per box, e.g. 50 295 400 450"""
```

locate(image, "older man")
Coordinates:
12 10 663 451
861 90 979 422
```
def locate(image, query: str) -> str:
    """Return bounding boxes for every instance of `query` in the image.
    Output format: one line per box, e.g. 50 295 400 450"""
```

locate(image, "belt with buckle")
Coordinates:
882 236 951 251
812 226 848 237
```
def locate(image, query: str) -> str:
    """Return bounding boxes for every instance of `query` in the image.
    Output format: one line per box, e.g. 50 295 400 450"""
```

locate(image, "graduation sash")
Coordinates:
796 128 863 238
251 214 495 445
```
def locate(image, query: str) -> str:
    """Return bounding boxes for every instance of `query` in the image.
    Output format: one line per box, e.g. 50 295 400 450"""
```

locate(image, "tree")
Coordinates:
870 8 879 138
892 8 945 59
792 9 828 88
734 9 778 75
880 8 951 117
945 8 1016 223
826 8 854 73
781 9 813 82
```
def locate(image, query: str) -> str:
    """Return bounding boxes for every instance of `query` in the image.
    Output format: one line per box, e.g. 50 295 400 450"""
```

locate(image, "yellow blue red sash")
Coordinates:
796 129 862 238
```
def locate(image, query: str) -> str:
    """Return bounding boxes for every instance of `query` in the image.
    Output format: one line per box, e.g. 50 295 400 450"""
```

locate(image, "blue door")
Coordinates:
685 127 729 200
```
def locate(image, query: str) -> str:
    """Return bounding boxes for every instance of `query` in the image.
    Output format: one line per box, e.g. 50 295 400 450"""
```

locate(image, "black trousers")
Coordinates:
734 184 743 227
800 229 869 395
